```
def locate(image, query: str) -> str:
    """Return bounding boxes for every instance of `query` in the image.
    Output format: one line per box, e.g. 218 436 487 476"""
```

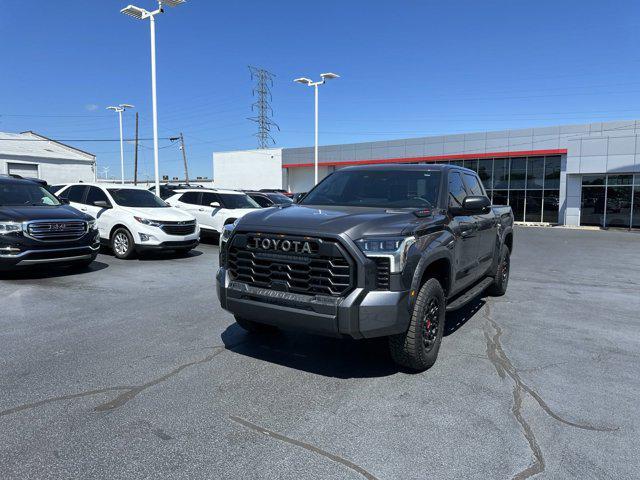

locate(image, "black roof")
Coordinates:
339 163 473 173
0 174 41 186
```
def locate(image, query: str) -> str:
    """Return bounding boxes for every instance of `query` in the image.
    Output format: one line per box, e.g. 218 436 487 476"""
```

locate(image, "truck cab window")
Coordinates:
463 173 485 196
448 172 467 208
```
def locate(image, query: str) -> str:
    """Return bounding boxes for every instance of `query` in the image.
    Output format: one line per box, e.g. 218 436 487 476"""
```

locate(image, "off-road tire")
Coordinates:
111 227 136 260
487 244 510 296
234 315 278 334
388 278 446 371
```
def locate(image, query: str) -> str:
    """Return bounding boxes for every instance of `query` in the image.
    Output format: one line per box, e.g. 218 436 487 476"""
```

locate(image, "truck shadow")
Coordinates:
220 297 486 379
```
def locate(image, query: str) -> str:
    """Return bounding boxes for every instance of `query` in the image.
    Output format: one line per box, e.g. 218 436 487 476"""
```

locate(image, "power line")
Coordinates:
248 66 280 149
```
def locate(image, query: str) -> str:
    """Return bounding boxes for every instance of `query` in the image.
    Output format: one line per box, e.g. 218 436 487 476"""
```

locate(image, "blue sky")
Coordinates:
1 0 639 180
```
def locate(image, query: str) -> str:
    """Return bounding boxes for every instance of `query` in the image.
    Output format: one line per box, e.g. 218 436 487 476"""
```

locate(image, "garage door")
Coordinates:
7 162 39 178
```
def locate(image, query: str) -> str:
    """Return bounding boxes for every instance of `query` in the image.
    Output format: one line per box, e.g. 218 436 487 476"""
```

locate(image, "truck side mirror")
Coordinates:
462 195 491 213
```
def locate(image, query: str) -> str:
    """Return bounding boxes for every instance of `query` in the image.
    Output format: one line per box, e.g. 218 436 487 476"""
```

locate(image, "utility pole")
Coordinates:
133 112 139 185
180 132 189 183
248 66 280 148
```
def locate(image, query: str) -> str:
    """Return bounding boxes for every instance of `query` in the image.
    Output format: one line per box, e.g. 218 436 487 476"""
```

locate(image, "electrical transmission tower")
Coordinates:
248 66 280 148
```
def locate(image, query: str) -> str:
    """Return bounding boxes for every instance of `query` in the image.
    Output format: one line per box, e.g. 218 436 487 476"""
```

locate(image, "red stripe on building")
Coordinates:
283 149 567 169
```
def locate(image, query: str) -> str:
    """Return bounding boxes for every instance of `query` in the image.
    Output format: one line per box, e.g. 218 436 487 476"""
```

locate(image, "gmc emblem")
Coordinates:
251 237 313 254
52 224 66 231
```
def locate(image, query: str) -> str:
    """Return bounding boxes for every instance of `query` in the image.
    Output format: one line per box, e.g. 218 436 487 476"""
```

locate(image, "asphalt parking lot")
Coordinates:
1 227 639 480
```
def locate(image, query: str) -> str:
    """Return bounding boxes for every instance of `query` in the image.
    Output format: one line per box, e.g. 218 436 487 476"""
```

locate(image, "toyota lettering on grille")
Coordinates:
251 237 313 254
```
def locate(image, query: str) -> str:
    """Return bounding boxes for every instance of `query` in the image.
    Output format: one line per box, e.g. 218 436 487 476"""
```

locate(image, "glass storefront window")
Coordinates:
450 160 464 167
493 190 508 206
463 159 478 172
582 175 606 186
543 190 560 223
607 175 633 185
510 190 525 221
544 156 561 189
633 188 640 229
494 159 509 189
581 187 606 227
527 157 544 190
525 190 542 222
606 186 633 228
477 159 493 190
509 158 527 189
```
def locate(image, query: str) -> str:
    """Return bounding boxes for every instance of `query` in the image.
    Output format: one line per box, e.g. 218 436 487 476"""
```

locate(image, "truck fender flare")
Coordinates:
409 247 454 308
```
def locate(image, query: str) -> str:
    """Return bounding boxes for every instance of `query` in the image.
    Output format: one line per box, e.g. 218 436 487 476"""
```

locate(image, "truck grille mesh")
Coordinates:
374 257 391 290
27 221 87 241
227 236 354 297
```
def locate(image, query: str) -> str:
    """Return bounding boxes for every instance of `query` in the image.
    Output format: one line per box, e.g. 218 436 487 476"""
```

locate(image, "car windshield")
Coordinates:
107 189 168 208
218 193 260 209
0 182 61 206
300 170 441 208
266 193 293 204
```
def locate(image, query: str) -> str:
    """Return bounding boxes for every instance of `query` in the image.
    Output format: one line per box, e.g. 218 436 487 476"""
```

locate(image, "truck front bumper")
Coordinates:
216 267 411 339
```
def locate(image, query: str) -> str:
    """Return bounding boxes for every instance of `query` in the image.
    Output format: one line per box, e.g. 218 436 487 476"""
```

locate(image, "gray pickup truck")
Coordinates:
217 164 514 371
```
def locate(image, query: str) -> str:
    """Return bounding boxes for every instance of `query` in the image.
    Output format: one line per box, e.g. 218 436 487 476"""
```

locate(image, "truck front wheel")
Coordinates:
389 278 445 371
487 244 510 296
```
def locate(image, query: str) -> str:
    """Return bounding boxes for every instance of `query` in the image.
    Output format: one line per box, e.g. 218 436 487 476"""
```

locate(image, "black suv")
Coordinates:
0 176 100 270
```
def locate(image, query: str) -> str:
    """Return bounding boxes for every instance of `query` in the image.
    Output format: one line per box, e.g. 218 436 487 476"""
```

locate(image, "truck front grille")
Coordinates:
374 257 391 290
27 221 87 241
227 234 354 297
160 221 196 236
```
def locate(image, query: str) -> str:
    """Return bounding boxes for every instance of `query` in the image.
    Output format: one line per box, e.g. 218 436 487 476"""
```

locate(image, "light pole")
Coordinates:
106 104 135 184
120 0 186 196
294 73 339 185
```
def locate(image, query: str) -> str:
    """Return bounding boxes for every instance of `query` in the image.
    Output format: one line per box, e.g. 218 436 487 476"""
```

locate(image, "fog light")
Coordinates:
139 233 151 241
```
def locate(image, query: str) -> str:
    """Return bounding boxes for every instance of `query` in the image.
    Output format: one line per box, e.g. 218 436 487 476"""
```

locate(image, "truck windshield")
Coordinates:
0 183 61 206
107 189 168 208
300 170 441 208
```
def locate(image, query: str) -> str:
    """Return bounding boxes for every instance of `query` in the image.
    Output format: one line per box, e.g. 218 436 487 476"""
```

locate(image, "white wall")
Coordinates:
286 166 332 193
212 148 282 190
0 157 95 183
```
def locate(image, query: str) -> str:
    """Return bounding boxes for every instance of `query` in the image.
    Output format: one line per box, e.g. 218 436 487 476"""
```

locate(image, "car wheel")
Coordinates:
111 228 135 260
487 245 510 296
234 315 278 334
388 278 446 372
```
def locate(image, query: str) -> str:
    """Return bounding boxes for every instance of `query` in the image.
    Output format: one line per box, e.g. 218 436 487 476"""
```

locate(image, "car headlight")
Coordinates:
134 216 163 228
0 222 23 235
355 235 416 273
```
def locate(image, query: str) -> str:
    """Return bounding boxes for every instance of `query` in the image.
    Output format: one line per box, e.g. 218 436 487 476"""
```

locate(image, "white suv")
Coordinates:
166 189 260 237
55 183 200 259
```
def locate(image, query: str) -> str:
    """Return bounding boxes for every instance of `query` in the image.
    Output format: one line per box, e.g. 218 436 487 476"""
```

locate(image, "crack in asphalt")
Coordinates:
482 302 617 480
229 415 380 480
0 343 238 418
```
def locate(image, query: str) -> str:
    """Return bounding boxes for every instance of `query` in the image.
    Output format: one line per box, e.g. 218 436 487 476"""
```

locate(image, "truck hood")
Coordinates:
238 204 430 239
120 206 195 222
0 205 92 223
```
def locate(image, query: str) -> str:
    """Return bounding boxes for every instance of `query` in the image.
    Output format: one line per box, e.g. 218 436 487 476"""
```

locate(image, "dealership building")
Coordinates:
213 120 640 229
0 131 96 184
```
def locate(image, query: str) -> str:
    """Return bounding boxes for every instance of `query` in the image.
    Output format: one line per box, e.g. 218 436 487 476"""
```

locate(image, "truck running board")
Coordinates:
445 277 494 312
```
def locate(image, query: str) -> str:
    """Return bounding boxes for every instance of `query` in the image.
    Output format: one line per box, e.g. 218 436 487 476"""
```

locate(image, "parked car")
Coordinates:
243 191 293 207
0 176 99 270
217 164 514 371
165 188 260 238
149 183 204 200
259 188 294 198
55 183 199 259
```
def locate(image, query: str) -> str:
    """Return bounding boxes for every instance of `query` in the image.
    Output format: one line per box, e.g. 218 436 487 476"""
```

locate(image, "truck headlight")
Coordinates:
134 216 163 228
220 219 239 244
0 222 22 235
355 235 416 273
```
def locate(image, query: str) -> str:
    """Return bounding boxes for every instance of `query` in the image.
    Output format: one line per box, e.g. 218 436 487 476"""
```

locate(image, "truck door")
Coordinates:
462 172 497 276
447 171 479 293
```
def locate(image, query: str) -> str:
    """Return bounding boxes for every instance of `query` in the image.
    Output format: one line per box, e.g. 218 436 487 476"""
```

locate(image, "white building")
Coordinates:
0 131 95 183
212 148 282 190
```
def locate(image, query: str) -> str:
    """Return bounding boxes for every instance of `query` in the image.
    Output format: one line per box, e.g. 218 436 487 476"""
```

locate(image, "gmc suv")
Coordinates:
217 164 514 371
0 176 99 270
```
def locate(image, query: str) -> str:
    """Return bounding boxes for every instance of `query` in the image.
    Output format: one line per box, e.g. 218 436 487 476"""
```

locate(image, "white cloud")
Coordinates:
85 104 99 111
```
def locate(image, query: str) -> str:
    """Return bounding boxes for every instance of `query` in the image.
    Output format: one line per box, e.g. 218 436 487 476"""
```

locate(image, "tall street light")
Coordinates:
120 0 186 196
294 73 339 185
107 104 135 184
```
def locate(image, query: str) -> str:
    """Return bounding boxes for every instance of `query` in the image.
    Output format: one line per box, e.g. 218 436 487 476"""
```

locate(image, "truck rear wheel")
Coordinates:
389 278 445 371
487 244 510 296
234 315 278 334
